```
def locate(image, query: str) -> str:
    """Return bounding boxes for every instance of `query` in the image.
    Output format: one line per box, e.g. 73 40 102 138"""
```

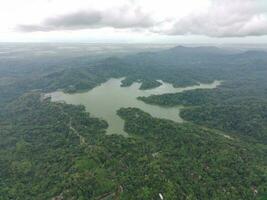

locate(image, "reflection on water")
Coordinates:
49 78 221 136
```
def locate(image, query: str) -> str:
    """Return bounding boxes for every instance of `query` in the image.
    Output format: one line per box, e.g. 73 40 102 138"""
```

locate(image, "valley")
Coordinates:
0 44 267 200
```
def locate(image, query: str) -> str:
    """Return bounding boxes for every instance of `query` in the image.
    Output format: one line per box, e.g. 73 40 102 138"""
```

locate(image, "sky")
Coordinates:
1 0 267 43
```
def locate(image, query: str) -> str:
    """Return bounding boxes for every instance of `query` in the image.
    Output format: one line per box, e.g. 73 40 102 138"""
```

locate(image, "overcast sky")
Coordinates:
1 0 267 43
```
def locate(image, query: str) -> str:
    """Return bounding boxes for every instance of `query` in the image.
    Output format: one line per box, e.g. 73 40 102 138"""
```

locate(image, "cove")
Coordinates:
48 78 221 136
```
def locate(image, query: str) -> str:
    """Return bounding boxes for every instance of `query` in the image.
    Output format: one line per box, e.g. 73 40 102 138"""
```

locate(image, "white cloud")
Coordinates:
162 0 267 37
1 0 267 42
16 6 154 32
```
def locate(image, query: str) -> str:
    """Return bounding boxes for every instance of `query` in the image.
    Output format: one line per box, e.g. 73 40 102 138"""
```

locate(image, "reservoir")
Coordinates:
49 78 220 135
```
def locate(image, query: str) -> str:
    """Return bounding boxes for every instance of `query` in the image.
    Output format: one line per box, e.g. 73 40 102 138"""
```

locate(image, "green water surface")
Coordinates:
49 78 221 135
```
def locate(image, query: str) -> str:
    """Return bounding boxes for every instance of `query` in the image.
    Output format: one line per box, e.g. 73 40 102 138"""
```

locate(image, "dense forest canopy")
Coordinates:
0 44 267 199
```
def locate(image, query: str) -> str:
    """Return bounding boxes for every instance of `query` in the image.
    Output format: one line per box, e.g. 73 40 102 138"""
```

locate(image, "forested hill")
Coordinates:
31 46 267 92
1 93 266 199
1 44 267 199
1 45 267 105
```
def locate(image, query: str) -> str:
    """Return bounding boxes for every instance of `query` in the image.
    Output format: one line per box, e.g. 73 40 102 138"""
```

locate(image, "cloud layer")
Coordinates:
17 6 154 32
16 0 267 38
164 0 267 37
